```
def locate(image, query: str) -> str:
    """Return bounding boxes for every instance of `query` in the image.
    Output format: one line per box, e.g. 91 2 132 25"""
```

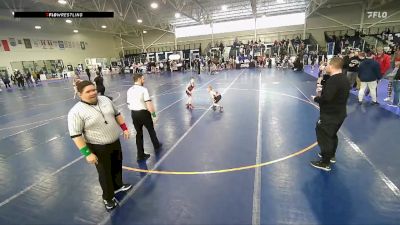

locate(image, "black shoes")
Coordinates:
155 143 163 150
114 184 133 194
358 101 379 106
103 197 118 211
318 153 336 163
371 101 379 105
104 184 132 211
137 153 151 162
310 160 331 171
137 143 162 161
212 106 223 112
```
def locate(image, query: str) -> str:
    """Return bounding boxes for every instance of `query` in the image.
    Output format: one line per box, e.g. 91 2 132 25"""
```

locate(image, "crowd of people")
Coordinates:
325 31 363 55
317 46 400 107
0 65 116 94
0 70 41 91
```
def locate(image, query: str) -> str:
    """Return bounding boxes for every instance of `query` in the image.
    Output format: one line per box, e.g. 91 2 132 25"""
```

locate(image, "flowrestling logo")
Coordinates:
367 11 388 19
46 12 83 18
14 12 113 18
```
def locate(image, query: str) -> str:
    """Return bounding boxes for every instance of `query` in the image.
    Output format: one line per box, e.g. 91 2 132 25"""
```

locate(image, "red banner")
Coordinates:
1 40 10 51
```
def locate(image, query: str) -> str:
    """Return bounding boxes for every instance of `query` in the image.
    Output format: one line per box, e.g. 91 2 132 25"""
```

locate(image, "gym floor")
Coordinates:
0 68 399 224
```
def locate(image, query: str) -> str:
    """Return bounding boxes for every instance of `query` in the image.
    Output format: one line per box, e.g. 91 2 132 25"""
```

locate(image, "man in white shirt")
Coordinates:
127 74 162 162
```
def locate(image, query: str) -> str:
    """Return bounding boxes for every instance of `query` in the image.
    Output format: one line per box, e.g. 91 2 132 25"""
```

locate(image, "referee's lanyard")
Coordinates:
81 100 108 124
92 104 108 124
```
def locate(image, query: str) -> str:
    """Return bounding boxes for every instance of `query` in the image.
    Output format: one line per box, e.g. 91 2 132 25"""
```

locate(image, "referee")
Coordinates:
68 80 132 211
311 57 350 171
127 73 162 162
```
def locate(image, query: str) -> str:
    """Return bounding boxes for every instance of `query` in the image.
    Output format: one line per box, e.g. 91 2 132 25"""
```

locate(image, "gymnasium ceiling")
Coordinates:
0 0 396 37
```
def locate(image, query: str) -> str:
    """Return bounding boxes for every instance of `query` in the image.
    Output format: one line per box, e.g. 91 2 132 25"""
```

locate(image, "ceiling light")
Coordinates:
58 0 67 5
143 30 147 34
221 5 228 11
150 2 158 9
277 0 284 3
101 25 107 28
175 12 181 18
73 29 78 33
11 11 14 15
34 25 41 29
262 15 266 18
65 19 72 23
137 19 143 23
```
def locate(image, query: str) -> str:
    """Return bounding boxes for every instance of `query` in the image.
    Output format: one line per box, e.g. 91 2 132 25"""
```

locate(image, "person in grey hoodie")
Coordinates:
358 52 381 105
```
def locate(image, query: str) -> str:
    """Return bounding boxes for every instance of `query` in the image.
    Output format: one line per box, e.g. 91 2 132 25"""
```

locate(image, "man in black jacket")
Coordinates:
311 57 350 171
342 52 350 77
85 67 91 81
347 51 360 89
358 52 381 105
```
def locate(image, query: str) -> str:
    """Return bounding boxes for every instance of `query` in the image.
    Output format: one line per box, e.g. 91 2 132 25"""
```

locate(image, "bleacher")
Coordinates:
324 26 400 54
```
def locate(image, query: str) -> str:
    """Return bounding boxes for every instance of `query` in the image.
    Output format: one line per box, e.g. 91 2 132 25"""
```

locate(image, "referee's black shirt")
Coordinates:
314 73 350 120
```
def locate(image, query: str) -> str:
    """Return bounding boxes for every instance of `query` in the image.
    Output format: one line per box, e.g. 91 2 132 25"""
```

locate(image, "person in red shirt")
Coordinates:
375 47 391 76
374 47 391 100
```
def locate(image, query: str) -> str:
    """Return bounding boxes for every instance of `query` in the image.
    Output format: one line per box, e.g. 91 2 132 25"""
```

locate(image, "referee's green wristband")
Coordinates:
80 146 91 156
151 112 156 118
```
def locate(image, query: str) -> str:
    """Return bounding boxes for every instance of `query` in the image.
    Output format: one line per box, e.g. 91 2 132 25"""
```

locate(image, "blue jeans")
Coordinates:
393 80 400 106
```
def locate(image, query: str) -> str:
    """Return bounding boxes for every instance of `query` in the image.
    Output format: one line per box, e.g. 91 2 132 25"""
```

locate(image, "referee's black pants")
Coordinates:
315 115 345 164
131 110 160 158
87 139 123 201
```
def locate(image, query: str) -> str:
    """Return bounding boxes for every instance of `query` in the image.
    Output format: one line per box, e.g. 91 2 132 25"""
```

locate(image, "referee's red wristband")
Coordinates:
120 123 128 131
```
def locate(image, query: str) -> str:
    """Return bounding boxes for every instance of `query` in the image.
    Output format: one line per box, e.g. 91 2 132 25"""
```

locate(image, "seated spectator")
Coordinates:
293 57 303 71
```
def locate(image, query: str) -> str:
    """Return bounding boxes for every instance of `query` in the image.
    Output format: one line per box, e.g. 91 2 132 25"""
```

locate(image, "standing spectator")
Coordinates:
98 65 102 75
342 52 350 77
85 67 91 81
62 67 67 79
75 67 80 76
25 71 34 87
31 71 39 84
310 52 317 71
384 49 400 102
166 60 170 72
1 74 11 89
303 53 309 65
347 52 360 90
72 75 82 99
196 58 201 75
375 47 391 99
207 58 212 73
68 80 132 211
127 73 162 162
310 57 350 171
358 52 381 105
267 57 272 68
10 73 16 85
94 72 105 96
16 71 25 88
392 64 400 106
